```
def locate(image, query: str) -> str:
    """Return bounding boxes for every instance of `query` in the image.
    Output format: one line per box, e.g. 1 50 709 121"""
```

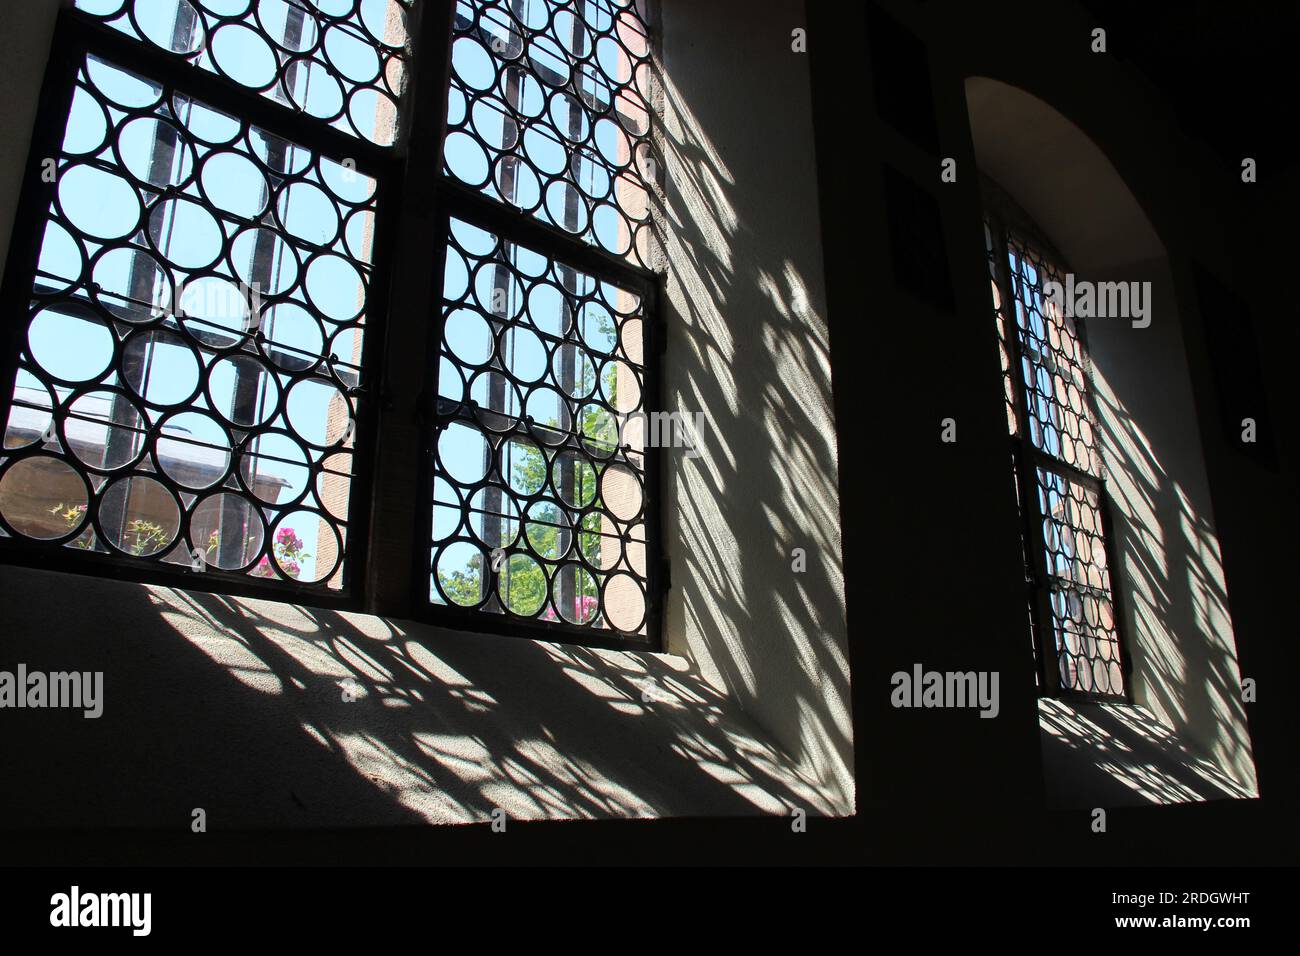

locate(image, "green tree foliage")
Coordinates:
437 342 622 620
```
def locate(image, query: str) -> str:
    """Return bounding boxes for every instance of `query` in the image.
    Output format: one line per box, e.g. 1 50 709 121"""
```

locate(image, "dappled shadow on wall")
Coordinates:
649 53 852 808
965 74 1256 805
68 43 854 827
1088 362 1256 797
132 584 838 825
1039 698 1253 807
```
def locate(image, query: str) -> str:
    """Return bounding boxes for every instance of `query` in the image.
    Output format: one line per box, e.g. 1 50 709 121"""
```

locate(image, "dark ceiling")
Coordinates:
1079 0 1300 176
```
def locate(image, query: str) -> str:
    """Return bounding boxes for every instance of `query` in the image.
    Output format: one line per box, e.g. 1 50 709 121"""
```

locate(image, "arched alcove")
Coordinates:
966 76 1163 273
966 76 1258 805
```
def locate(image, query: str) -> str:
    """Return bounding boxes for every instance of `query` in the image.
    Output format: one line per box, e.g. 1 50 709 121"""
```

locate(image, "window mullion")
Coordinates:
361 0 459 616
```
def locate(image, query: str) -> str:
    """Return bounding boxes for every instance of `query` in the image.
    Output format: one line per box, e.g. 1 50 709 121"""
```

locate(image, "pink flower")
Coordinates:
541 595 599 623
249 553 301 580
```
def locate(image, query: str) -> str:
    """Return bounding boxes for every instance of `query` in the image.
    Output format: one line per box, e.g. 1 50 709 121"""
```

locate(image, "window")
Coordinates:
426 0 661 649
984 182 1128 700
0 0 661 646
0 3 410 601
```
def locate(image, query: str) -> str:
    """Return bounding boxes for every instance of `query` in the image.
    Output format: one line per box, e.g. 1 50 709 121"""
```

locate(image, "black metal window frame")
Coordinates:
983 180 1132 703
413 0 666 653
0 1 666 652
0 7 409 610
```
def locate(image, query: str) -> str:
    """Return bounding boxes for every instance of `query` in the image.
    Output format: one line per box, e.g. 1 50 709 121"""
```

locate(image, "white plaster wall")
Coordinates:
966 76 1256 802
0 565 840 827
657 0 854 811
1086 258 1257 796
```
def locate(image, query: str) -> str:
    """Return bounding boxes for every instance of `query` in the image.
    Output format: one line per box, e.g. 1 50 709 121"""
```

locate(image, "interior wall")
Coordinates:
0 0 60 274
0 564 846 827
0 1 854 827
657 0 853 809
807 0 1053 816
964 74 1257 801
927 0 1294 810
1087 257 1256 793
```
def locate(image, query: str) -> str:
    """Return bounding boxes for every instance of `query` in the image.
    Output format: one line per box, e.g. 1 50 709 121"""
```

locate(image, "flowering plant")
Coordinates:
250 525 311 580
541 593 599 623
50 501 95 549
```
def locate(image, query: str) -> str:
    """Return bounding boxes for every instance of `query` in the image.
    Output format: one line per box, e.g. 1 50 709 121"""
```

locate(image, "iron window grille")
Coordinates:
421 0 664 651
0 2 418 608
982 178 1131 702
0 1 665 652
